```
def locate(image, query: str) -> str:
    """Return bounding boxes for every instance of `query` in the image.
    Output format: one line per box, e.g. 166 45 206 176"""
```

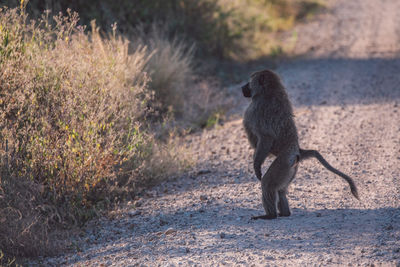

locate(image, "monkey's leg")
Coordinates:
253 138 272 180
251 189 279 220
278 190 290 217
278 165 298 217
252 153 296 220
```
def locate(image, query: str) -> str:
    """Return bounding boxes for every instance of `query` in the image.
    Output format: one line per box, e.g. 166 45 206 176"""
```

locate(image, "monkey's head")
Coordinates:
242 69 282 98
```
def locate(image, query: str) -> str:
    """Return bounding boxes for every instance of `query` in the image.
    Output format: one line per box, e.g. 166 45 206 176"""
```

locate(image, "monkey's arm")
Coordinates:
253 137 273 180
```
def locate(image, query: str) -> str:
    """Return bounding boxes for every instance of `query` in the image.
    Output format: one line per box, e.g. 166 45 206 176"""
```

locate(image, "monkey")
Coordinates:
242 69 359 220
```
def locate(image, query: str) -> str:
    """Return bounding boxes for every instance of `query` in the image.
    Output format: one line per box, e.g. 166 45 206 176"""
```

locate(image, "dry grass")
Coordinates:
134 23 230 130
0 6 192 259
135 24 195 116
0 174 62 259
0 6 151 203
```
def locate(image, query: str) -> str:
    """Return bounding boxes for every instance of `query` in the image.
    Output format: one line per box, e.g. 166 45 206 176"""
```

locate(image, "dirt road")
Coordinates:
33 0 400 266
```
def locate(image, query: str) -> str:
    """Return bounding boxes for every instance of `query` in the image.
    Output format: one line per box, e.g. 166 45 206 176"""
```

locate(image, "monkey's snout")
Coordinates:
242 83 251 98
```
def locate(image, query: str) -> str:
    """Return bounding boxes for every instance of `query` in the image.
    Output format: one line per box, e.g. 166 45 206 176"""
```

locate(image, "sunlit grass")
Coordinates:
0 6 193 258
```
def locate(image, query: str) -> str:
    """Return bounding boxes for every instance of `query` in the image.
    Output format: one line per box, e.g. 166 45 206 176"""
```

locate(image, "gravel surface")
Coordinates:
31 0 400 266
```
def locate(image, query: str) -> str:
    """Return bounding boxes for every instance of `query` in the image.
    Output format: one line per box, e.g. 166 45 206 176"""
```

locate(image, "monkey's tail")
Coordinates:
299 149 359 200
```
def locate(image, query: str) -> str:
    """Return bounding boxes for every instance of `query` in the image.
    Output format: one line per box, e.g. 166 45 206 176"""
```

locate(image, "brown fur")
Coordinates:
242 69 359 220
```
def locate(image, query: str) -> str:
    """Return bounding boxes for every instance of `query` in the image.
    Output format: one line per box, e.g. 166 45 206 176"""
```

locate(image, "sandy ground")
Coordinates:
31 0 400 266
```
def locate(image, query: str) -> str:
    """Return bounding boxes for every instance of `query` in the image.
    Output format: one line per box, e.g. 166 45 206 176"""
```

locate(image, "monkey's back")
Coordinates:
244 95 299 156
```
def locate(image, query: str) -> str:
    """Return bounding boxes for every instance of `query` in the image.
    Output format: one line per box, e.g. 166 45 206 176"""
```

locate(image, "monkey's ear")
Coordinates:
242 83 251 98
258 73 266 87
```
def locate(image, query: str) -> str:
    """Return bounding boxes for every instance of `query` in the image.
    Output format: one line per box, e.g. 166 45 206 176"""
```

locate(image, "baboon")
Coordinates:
242 69 359 220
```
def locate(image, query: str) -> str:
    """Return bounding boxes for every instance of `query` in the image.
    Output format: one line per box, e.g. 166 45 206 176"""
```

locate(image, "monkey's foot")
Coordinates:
278 212 291 217
251 214 277 220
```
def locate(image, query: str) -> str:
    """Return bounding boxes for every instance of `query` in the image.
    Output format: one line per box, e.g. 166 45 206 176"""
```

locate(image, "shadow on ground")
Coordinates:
70 206 398 264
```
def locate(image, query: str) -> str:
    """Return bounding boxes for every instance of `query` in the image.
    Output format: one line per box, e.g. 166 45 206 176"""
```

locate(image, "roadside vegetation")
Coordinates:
0 0 324 262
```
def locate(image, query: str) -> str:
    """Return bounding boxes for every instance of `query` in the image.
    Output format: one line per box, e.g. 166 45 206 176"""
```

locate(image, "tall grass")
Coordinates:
0 6 193 258
1 6 151 209
135 24 195 116
134 23 229 129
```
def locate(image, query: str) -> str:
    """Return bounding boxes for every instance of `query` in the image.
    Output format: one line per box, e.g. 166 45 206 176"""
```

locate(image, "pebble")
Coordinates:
197 169 212 175
165 228 176 235
200 195 208 201
385 225 393 230
128 210 141 217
